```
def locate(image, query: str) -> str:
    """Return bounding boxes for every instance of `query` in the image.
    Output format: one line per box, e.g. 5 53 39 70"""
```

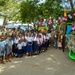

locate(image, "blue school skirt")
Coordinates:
45 40 48 47
17 49 22 55
42 42 45 48
12 43 18 54
23 46 27 54
37 44 41 50
33 41 37 51
27 42 33 52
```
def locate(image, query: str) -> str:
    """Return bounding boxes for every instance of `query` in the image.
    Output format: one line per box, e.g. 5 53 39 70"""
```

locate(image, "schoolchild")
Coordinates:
13 35 19 56
0 36 5 64
44 33 49 50
17 40 22 58
26 33 33 56
5 36 13 62
36 35 41 54
41 33 46 52
21 39 27 56
32 34 37 54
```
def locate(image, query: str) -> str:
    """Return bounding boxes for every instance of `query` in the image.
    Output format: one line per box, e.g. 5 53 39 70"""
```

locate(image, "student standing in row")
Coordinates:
21 39 27 56
26 33 33 56
32 34 37 53
0 36 5 64
13 35 19 56
36 35 41 54
17 40 22 58
5 36 13 62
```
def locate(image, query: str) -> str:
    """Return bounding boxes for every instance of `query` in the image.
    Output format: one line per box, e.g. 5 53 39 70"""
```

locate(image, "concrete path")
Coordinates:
0 47 75 75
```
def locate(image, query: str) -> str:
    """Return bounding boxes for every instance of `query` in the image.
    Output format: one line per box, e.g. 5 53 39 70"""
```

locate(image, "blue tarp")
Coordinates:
5 24 19 28
20 26 26 31
5 24 33 31
20 26 32 31
66 25 72 39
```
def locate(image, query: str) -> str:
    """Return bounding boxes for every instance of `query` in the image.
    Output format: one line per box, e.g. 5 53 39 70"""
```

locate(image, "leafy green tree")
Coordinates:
39 0 63 19
20 0 40 29
0 0 20 25
20 0 40 23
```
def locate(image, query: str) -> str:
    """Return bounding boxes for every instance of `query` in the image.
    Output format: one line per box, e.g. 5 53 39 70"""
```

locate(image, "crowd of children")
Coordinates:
0 28 51 64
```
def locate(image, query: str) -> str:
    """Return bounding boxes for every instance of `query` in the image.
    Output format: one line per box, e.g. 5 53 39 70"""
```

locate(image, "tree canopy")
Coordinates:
39 0 63 19
20 0 40 23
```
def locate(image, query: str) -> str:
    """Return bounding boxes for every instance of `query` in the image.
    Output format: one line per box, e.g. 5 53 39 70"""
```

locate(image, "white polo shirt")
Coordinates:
17 43 22 50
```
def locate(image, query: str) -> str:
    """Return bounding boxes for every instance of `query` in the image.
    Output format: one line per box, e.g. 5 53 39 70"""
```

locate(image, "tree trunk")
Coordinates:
70 0 74 12
3 16 7 26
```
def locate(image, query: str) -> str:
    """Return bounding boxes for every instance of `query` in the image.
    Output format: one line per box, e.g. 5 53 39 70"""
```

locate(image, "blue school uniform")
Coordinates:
32 37 37 52
27 36 33 52
17 43 22 55
4 39 9 55
7 40 13 54
36 38 41 50
0 42 3 56
13 38 19 54
24 46 27 54
45 36 48 48
41 36 45 48
5 39 13 55
0 41 5 56
21 42 27 54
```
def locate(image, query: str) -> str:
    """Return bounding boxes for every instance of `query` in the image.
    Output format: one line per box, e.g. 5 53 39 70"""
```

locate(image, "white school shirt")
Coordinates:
21 42 27 46
46 33 50 39
45 35 49 40
36 38 40 44
47 33 51 38
17 43 22 50
14 38 19 44
26 36 33 42
33 37 37 41
40 38 43 44
35 33 38 37
44 36 47 40
36 38 42 44
39 33 42 36
42 35 45 42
